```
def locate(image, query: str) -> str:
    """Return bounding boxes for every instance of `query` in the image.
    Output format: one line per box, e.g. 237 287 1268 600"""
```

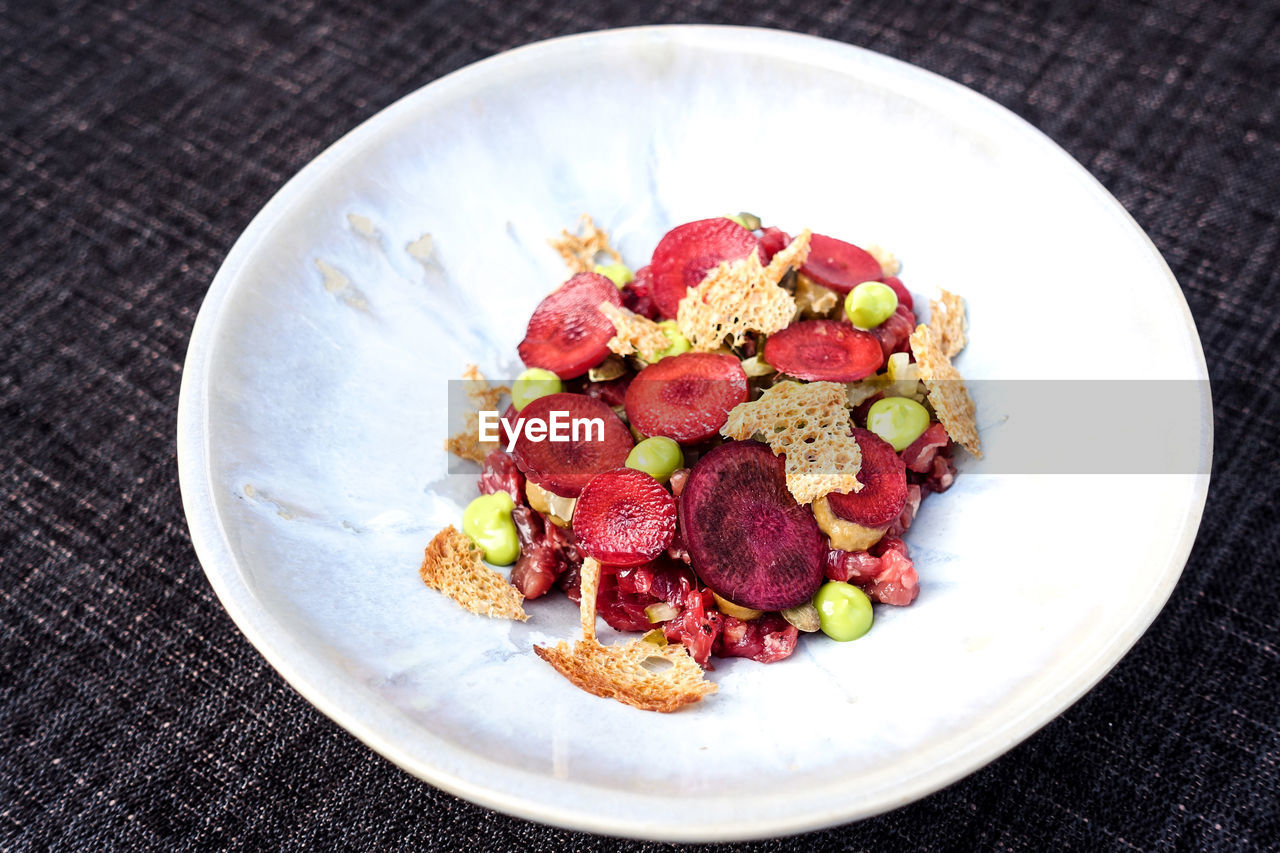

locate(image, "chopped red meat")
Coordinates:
574 371 633 408
870 303 916 359
715 614 799 663
512 513 580 600
663 585 722 667
925 453 957 494
668 468 690 497
620 264 659 319
758 226 791 263
824 547 882 583
478 449 524 501
884 484 923 538
592 560 699 633
901 422 951 474
866 537 919 606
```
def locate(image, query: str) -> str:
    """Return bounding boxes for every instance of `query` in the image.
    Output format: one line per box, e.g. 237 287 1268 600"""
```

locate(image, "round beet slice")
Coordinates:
763 319 884 382
624 352 749 444
825 428 908 527
649 218 761 318
517 272 621 379
511 393 633 498
573 468 677 567
800 233 883 294
679 440 826 610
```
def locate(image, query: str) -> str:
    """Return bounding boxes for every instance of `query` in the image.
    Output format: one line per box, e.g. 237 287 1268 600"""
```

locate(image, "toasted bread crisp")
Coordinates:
928 289 968 358
599 302 670 362
534 637 717 713
445 366 507 463
909 325 982 457
419 526 528 620
676 230 811 351
578 557 602 640
721 380 863 504
534 556 716 712
549 214 622 274
865 243 901 278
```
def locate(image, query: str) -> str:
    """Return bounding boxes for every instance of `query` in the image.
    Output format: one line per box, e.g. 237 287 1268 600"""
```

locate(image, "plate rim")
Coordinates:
176 24 1213 841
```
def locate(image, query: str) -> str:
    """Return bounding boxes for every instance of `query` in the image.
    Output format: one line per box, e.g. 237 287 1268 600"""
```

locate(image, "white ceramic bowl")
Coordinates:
177 26 1211 841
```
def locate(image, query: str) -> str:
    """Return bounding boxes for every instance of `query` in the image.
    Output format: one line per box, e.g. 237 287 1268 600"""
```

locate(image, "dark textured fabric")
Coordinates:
2 0 1277 849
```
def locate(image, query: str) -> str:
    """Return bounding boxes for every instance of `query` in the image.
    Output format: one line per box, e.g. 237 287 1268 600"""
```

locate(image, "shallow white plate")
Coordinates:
177 26 1211 841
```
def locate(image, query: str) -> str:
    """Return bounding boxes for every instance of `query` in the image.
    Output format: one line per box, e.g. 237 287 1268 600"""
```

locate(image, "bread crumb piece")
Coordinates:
720 380 863 504
676 230 811 351
549 214 622 274
446 366 507 462
909 324 982 457
929 289 968 358
866 243 901 277
419 526 527 620
599 302 669 362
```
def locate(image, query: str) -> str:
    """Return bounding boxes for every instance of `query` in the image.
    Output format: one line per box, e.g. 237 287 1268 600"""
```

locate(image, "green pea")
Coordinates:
814 581 873 641
844 281 898 329
593 263 634 287
625 436 684 483
652 321 691 361
461 491 520 565
511 367 563 411
866 396 930 451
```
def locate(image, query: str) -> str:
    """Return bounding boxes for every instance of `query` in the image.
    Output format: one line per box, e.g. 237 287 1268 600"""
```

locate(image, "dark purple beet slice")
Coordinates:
678 440 826 610
825 428 908 527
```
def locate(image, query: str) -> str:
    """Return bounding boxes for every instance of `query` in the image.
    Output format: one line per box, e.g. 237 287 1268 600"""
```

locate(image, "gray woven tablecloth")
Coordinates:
2 0 1278 849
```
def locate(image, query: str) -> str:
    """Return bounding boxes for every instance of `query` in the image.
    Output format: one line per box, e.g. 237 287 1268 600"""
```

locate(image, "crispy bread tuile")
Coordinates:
445 365 507 462
909 324 982 457
599 302 670 362
720 379 863 504
928 289 968 358
549 214 622 274
534 556 716 712
419 526 527 620
675 230 811 351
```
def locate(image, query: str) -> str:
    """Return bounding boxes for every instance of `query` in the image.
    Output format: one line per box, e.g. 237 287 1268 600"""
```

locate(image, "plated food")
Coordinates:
425 214 981 711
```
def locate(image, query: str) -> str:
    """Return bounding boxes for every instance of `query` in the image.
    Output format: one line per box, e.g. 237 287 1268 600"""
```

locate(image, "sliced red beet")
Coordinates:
882 275 913 311
624 352 749 444
517 272 621 379
649 218 761 318
679 440 826 611
799 233 883 294
573 468 677 567
825 428 908 527
511 393 633 497
763 319 884 382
